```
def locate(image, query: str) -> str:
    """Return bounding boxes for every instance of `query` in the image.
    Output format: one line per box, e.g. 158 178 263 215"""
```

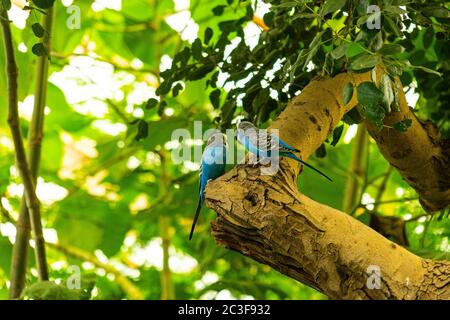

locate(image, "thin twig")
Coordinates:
9 5 54 299
158 151 174 300
343 124 368 214
359 197 419 208
406 211 438 223
50 52 159 75
372 166 393 212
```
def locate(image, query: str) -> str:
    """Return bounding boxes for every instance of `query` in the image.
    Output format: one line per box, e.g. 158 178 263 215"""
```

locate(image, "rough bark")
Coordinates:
205 68 450 299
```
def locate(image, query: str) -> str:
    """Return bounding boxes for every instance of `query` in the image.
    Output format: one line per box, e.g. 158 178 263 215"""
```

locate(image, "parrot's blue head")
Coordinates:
206 132 227 147
237 121 255 132
236 121 256 143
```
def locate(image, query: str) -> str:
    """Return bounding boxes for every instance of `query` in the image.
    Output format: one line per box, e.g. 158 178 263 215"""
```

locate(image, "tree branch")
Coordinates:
1 5 48 287
206 67 450 299
342 124 368 213
158 151 175 300
9 5 54 299
366 78 450 212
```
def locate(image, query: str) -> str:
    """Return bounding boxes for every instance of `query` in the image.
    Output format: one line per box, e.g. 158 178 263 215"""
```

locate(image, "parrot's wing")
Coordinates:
271 134 300 152
245 128 274 152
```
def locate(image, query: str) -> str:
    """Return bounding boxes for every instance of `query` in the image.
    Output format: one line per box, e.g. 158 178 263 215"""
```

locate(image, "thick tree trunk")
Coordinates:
205 68 450 299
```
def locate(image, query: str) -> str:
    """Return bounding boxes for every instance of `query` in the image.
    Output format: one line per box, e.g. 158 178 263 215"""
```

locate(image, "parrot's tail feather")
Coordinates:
289 154 333 182
189 197 203 240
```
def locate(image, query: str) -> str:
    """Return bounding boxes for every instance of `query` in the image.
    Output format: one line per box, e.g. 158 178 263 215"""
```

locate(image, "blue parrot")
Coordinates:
236 121 332 181
189 132 228 240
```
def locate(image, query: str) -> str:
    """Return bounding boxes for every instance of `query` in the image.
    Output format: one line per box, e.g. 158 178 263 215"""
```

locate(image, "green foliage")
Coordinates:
31 43 47 56
32 0 55 9
393 119 413 132
1 0 11 10
342 83 354 105
31 23 45 38
22 281 81 300
54 192 132 257
357 81 385 127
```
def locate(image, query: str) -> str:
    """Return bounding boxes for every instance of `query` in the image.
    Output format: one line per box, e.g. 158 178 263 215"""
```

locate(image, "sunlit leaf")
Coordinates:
393 119 412 132
342 82 354 105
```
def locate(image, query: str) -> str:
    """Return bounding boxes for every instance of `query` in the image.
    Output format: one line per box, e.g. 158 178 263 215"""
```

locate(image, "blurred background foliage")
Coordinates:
0 0 449 300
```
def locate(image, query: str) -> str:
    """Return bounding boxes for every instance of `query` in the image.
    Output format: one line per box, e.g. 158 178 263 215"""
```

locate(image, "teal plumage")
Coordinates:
237 121 332 181
189 133 227 240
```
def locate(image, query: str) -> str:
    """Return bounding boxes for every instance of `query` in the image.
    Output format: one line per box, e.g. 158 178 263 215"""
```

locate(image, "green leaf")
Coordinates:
330 44 347 59
33 0 55 9
31 43 47 56
135 119 149 141
384 5 407 15
379 44 405 56
414 65 442 77
320 0 347 16
331 125 344 146
221 100 236 125
22 281 81 300
40 130 63 172
123 28 156 67
172 83 183 97
423 28 434 49
371 32 383 52
385 16 402 37
1 0 11 10
143 117 189 150
356 210 371 225
343 108 363 125
0 236 12 274
315 143 327 158
46 83 93 132
31 23 45 38
423 7 450 18
145 98 158 109
357 82 383 108
55 192 132 256
342 82 354 105
173 47 190 67
363 104 385 128
212 5 226 16
345 42 365 58
274 2 298 9
393 119 412 132
191 38 203 60
303 31 324 69
187 63 215 81
263 11 275 27
350 54 380 71
209 89 221 109
156 79 173 96
204 27 213 44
